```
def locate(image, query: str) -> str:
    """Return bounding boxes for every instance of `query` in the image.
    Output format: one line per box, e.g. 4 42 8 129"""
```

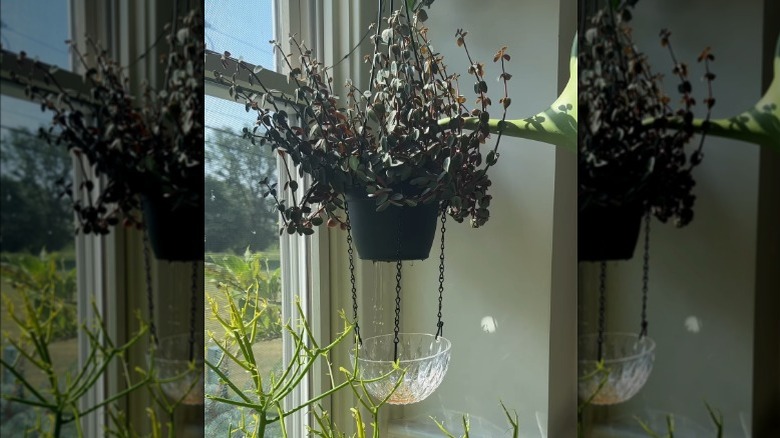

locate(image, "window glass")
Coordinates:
0 0 72 69
203 97 285 437
0 94 77 436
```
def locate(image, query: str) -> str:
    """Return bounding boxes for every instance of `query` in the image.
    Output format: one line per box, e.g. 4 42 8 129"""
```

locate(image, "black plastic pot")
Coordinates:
141 194 204 261
345 191 439 262
579 202 644 261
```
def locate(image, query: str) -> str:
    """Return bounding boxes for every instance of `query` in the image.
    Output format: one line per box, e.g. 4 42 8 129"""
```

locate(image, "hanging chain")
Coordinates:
344 200 362 345
393 210 403 362
394 259 402 362
142 231 158 346
640 212 651 339
189 261 198 362
435 208 447 339
597 261 607 361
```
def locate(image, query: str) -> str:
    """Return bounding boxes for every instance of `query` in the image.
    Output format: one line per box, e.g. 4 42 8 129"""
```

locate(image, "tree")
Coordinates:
205 127 278 253
0 128 73 253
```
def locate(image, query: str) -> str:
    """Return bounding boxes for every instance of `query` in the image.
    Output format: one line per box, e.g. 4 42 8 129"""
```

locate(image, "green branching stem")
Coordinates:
1 284 152 436
577 360 611 438
206 295 366 435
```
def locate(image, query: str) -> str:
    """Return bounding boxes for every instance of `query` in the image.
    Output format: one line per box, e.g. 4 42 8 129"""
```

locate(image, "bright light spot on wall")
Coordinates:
684 316 701 333
480 316 497 334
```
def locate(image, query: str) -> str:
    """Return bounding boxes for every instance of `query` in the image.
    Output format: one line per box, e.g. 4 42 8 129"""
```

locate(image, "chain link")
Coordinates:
189 261 199 362
344 200 362 345
393 209 403 362
142 231 158 346
597 261 607 361
640 212 651 338
435 209 447 339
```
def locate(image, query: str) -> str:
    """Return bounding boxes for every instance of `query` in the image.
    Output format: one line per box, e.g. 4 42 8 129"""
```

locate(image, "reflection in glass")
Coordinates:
0 96 77 435
0 0 71 69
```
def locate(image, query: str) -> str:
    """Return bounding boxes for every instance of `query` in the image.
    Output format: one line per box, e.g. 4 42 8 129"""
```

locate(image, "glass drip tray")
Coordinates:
578 332 655 405
350 333 451 405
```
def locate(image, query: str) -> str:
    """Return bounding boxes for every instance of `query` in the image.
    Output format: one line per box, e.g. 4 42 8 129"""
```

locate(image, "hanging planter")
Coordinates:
578 202 643 261
578 332 655 405
222 0 511 405
220 1 510 240
142 252 203 405
346 190 438 261
580 219 655 405
15 10 204 240
578 2 716 247
345 200 451 405
141 194 203 261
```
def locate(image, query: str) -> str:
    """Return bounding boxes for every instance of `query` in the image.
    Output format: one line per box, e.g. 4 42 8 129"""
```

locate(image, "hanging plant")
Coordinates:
212 1 511 257
10 10 204 260
578 1 716 260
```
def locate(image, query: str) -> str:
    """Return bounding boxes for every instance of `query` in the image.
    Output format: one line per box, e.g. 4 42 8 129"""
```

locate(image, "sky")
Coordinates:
204 0 275 66
204 0 276 176
0 0 70 68
204 0 275 136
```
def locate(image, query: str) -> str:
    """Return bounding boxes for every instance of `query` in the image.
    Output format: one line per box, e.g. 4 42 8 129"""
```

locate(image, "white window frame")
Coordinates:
203 1 329 434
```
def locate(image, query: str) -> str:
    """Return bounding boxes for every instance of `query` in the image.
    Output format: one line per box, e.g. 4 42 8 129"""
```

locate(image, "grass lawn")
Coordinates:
1 280 79 397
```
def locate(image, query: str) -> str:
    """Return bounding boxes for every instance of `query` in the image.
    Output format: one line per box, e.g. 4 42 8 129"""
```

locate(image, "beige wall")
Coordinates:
580 0 772 436
383 1 576 436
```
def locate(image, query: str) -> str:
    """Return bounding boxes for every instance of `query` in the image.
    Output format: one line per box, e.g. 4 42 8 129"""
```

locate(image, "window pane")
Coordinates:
204 0 276 71
204 96 284 437
0 95 77 436
0 0 72 70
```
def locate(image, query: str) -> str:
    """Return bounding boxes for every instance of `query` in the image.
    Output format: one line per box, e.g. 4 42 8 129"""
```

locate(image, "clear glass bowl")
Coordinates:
350 333 451 405
578 332 655 405
151 334 204 405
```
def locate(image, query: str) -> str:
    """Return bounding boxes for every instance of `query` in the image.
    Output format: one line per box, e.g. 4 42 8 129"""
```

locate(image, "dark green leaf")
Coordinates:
348 155 360 171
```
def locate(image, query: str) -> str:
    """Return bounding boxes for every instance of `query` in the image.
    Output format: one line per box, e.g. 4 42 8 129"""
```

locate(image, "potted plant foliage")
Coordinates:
211 0 511 261
578 0 716 261
9 9 204 261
